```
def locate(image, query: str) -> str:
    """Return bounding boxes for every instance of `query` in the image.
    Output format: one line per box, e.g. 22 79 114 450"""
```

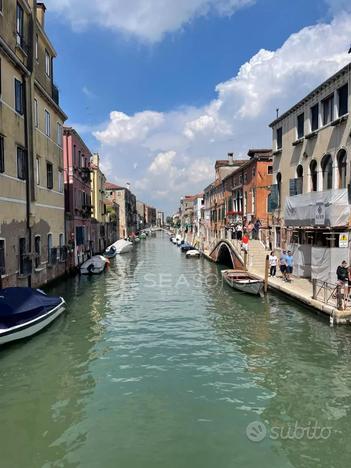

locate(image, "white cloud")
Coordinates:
94 110 164 144
86 13 351 212
82 86 96 99
45 0 254 42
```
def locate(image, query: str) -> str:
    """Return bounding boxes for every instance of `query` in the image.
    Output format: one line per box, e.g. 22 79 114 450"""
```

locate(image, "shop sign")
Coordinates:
314 203 325 225
339 233 348 248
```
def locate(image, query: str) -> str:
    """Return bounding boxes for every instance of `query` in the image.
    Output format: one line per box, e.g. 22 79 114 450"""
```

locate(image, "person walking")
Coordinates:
254 219 261 240
236 223 243 241
269 251 278 277
241 232 249 253
286 251 294 282
279 250 288 281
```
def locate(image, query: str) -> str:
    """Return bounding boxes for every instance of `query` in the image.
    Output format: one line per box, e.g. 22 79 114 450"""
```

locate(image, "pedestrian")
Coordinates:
241 231 249 253
236 223 243 241
336 261 348 308
286 250 294 282
269 251 278 277
279 250 288 280
254 219 261 240
247 221 254 239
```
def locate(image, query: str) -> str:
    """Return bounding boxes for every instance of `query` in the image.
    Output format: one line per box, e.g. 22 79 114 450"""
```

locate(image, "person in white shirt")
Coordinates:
269 251 278 277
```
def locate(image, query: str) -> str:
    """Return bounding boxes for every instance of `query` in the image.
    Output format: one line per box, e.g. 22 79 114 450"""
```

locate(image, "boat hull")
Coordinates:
222 270 264 296
117 244 133 254
0 299 66 345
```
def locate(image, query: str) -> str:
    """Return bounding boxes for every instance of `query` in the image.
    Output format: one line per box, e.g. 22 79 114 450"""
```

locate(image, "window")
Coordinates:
45 110 51 136
56 122 62 146
239 175 243 184
0 135 4 173
58 170 63 193
76 226 85 246
310 103 319 132
322 94 334 126
19 237 26 275
45 50 51 77
338 84 348 117
47 233 52 262
17 147 27 180
47 162 53 189
0 57 2 95
244 173 247 183
297 113 304 139
321 154 333 190
0 239 5 275
268 165 273 175
34 236 41 268
35 156 40 184
78 150 81 168
35 34 38 61
73 145 77 166
252 167 256 178
15 78 24 114
276 127 282 149
338 149 347 189
296 165 303 194
310 160 318 192
34 99 38 127
276 173 282 208
16 2 24 47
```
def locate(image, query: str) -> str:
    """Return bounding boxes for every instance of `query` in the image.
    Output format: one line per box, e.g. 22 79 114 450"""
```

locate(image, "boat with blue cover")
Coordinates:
0 288 66 345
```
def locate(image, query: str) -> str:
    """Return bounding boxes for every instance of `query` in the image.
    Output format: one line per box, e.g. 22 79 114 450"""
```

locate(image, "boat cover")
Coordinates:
0 288 62 328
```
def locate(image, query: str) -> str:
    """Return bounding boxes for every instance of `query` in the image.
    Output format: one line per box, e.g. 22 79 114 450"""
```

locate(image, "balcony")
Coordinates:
284 188 350 227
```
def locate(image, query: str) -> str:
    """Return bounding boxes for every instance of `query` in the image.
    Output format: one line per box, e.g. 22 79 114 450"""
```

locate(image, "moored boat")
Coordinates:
114 239 134 254
186 249 200 258
80 255 110 275
104 244 117 258
181 243 194 252
0 288 66 345
221 269 264 296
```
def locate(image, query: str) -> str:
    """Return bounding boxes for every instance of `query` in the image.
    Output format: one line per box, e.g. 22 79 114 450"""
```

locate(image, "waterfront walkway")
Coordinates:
201 237 351 325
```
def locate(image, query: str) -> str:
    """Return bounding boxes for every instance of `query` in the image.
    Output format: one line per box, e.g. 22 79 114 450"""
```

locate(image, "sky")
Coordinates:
45 0 351 214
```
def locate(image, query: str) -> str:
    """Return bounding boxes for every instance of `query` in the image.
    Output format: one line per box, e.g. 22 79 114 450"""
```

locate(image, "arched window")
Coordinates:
277 172 282 208
337 149 347 189
296 165 303 194
321 154 333 190
310 160 318 192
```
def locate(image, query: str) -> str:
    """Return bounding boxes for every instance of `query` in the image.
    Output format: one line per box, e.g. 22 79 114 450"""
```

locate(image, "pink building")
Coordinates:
63 127 93 267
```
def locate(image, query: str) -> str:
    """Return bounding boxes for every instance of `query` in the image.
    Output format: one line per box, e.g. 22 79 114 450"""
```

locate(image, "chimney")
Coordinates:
36 3 46 28
228 152 234 166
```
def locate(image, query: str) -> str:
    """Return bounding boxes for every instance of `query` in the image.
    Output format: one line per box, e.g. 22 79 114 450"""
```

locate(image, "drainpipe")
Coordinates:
65 132 70 271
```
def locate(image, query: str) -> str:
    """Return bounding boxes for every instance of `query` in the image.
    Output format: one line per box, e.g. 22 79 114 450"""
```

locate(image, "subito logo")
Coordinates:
246 421 267 442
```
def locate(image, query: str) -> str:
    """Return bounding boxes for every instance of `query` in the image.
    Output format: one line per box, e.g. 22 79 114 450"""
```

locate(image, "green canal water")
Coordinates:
1 232 351 468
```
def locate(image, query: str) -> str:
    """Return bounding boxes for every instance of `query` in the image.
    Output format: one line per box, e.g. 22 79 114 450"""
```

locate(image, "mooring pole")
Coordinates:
244 251 248 271
264 254 269 295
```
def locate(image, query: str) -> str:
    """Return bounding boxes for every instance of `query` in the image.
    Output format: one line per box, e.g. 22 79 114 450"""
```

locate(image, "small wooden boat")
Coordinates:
221 269 264 296
0 288 66 345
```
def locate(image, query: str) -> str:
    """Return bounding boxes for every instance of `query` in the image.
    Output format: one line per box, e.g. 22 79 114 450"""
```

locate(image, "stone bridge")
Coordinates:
208 239 245 269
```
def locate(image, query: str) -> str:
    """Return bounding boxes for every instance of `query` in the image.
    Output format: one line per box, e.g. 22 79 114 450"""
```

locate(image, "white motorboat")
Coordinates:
80 255 110 275
114 239 133 254
104 244 117 258
221 270 264 296
0 288 66 345
186 249 200 258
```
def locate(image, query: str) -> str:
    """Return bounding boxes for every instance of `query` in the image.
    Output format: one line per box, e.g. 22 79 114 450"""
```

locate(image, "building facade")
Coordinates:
105 183 137 238
0 1 67 288
270 63 350 281
145 205 157 228
157 211 165 227
63 127 93 267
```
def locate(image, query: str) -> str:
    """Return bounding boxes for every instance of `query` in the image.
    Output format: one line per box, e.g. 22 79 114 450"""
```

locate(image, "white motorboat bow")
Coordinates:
186 249 200 258
80 255 110 275
0 288 66 345
114 239 134 254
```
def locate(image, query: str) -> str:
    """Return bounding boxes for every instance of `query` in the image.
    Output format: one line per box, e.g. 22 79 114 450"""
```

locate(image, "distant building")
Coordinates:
136 201 146 230
145 205 157 227
63 127 93 267
0 1 67 287
90 153 108 252
157 211 165 227
105 183 137 238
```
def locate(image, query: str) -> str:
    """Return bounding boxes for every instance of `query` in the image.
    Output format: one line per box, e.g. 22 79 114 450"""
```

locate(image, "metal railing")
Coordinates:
312 279 345 310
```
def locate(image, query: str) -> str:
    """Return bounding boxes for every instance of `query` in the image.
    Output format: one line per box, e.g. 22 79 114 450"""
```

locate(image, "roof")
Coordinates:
247 149 272 158
215 160 246 168
105 182 124 190
269 62 351 127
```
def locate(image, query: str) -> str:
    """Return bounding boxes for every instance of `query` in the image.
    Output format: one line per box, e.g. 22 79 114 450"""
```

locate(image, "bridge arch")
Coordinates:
210 240 244 269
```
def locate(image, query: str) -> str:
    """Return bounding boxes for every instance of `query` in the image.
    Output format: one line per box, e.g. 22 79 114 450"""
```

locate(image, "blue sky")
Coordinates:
45 0 351 213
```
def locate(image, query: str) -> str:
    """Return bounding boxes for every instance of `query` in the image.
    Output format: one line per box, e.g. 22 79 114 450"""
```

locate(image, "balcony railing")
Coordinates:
285 188 350 227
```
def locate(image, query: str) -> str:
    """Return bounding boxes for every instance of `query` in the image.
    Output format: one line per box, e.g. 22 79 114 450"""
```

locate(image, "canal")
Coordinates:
1 232 351 468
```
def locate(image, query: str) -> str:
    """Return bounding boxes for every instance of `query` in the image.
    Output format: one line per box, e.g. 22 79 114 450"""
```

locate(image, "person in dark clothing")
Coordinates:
337 261 348 283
